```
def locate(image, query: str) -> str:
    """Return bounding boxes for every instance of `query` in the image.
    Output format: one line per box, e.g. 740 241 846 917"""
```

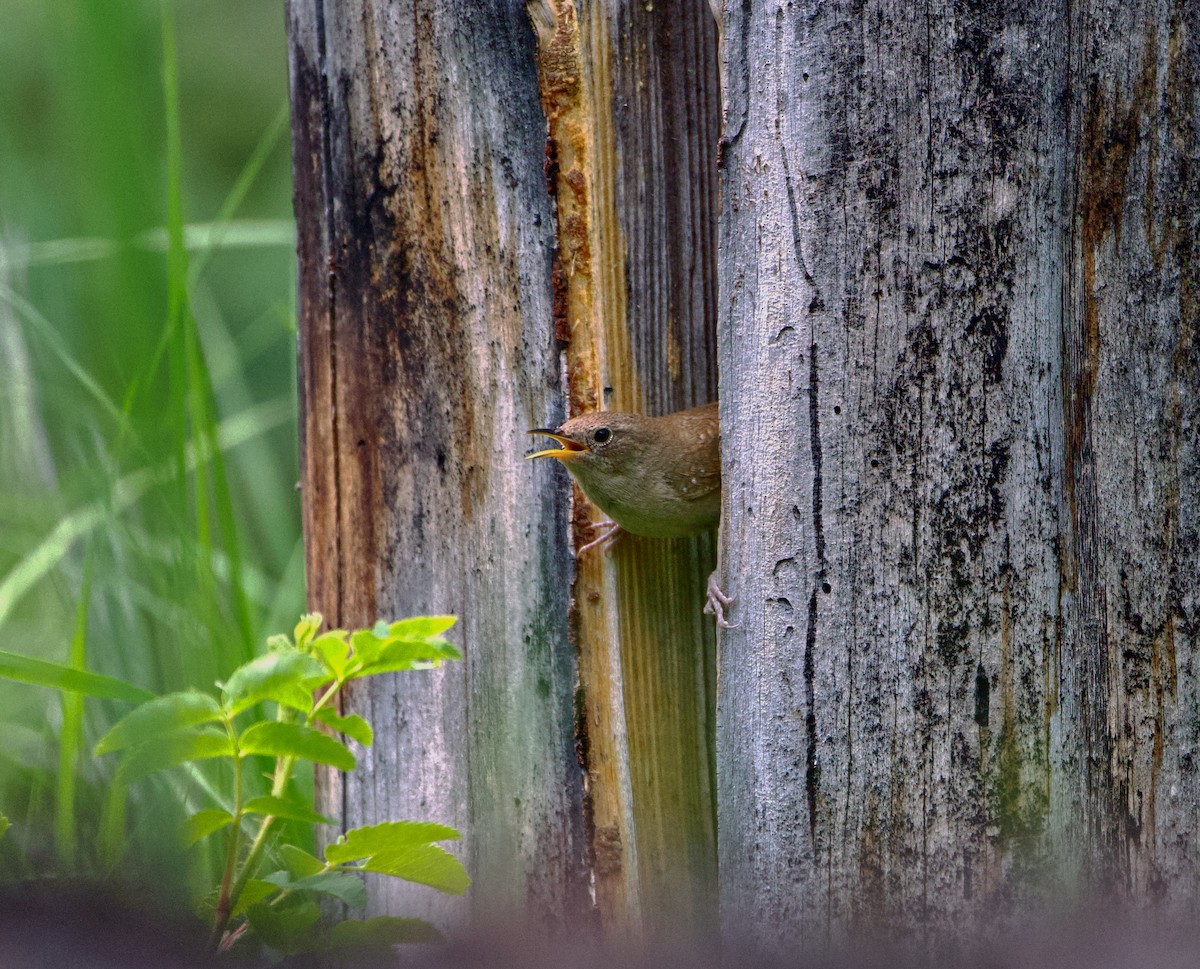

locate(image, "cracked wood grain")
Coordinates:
287 0 588 934
716 0 1198 948
530 0 722 938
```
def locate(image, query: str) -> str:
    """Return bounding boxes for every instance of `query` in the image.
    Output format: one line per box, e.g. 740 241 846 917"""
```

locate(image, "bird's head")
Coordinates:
526 403 722 539
526 412 651 474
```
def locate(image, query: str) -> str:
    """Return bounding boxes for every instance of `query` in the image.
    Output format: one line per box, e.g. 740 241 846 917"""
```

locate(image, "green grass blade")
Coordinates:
143 219 296 255
119 97 291 442
0 282 140 444
160 0 254 660
0 648 153 704
0 236 118 267
0 222 293 272
0 397 294 631
142 0 190 539
186 102 291 288
189 329 256 659
2 0 297 889
160 0 210 591
100 776 128 873
55 548 93 867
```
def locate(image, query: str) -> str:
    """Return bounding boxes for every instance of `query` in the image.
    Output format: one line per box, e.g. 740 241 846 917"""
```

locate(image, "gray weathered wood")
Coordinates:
1058 1 1200 900
289 0 1198 946
716 0 1199 947
287 0 589 932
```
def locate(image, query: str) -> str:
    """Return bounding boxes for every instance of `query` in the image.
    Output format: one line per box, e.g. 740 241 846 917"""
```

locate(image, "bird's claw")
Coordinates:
704 571 737 628
576 519 623 555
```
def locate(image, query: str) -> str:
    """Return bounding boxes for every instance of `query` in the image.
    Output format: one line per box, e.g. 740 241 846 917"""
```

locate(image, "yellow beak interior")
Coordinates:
526 430 586 461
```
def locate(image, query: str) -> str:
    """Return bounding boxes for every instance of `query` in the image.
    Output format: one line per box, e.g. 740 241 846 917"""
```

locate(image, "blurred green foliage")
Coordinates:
0 0 301 895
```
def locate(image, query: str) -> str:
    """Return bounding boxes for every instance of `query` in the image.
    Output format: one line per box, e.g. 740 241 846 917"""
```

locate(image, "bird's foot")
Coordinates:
577 519 624 555
704 570 737 628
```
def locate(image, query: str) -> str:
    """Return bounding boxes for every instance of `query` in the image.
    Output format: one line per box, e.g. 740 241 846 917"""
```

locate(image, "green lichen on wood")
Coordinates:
991 725 1049 869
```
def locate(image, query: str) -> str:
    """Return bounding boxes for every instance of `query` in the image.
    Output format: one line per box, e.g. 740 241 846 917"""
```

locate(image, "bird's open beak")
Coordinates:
526 429 586 461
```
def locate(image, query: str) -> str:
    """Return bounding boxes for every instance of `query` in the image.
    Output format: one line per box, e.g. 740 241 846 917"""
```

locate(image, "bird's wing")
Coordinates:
664 405 722 502
667 460 722 502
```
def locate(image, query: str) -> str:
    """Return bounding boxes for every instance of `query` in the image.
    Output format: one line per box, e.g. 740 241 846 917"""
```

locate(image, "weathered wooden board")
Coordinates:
530 0 722 937
716 0 1198 948
287 0 589 932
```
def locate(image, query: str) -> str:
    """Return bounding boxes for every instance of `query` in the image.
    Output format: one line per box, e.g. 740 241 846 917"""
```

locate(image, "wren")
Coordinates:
528 402 734 626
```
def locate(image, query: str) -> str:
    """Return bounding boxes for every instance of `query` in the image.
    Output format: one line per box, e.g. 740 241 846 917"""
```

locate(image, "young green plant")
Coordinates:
92 613 468 956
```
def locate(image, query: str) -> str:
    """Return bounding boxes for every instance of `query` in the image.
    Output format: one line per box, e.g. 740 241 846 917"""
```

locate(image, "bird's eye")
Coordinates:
592 426 612 445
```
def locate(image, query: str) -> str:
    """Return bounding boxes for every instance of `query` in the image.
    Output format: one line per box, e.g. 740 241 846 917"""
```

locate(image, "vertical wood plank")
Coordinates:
716 0 1200 947
717 0 1071 945
529 0 722 937
287 0 589 933
1059 0 1200 898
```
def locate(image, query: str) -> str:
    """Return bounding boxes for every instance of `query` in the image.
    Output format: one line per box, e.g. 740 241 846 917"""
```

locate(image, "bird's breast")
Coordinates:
567 462 719 538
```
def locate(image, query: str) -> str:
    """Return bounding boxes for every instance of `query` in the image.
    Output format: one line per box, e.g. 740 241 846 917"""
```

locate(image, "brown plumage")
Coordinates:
526 402 721 539
527 401 735 626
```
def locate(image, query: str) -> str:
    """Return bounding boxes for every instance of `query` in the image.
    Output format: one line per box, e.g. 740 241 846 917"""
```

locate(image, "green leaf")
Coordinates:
268 688 316 717
310 631 350 679
279 844 324 879
247 898 321 954
434 640 463 662
387 616 456 639
0 814 9 841
348 628 386 666
239 721 355 771
243 795 332 826
294 613 323 648
183 808 233 846
94 690 222 755
326 821 469 896
221 650 326 715
354 638 461 677
0 649 154 705
358 843 470 896
344 617 461 677
116 730 236 783
315 709 373 746
230 879 281 918
329 916 443 949
262 870 367 910
325 821 460 864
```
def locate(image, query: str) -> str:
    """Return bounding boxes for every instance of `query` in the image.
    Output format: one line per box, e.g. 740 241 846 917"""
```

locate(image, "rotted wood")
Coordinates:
287 0 589 932
716 0 1199 948
529 0 722 937
1058 0 1200 901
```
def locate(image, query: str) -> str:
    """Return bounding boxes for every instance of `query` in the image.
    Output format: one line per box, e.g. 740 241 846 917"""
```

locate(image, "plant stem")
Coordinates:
210 678 345 948
312 679 341 716
208 720 244 951
222 751 295 923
